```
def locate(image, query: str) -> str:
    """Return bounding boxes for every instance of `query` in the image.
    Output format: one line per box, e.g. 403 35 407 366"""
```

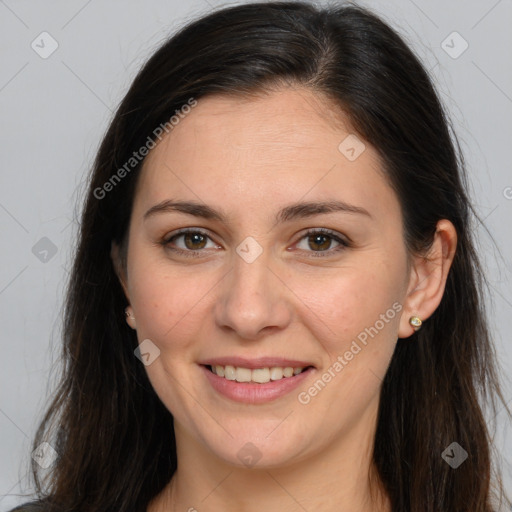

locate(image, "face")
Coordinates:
114 87 414 469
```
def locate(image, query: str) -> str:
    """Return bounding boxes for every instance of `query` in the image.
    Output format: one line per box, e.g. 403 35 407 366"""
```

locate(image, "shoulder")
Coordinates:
7 501 47 512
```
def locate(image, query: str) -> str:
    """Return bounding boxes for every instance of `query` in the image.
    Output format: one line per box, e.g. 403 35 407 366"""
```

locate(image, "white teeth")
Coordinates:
283 367 294 378
252 368 270 383
210 365 308 383
235 367 252 382
269 367 283 380
224 365 236 380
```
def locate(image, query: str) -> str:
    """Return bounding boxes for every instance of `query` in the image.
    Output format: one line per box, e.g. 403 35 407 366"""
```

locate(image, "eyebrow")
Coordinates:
144 198 372 225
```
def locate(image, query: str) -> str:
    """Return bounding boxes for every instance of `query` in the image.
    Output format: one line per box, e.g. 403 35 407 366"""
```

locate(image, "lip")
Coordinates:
200 364 315 404
197 356 315 370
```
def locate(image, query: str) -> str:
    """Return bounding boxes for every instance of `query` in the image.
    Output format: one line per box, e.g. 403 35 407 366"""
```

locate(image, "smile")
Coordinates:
200 364 316 404
208 364 311 383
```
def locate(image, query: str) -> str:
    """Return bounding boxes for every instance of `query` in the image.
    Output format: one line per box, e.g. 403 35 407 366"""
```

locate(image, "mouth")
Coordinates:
199 363 316 404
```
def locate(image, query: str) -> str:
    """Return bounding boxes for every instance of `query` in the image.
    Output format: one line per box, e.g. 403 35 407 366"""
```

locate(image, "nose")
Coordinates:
214 247 292 340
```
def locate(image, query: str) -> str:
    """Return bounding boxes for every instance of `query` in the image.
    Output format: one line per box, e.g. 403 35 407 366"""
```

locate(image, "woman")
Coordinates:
11 1 511 511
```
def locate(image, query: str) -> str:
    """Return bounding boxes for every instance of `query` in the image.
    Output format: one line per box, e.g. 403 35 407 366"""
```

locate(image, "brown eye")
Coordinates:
182 232 207 250
163 229 218 256
307 233 334 251
295 229 349 257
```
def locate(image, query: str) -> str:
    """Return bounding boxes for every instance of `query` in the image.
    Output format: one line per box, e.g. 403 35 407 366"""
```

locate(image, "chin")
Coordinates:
203 427 311 470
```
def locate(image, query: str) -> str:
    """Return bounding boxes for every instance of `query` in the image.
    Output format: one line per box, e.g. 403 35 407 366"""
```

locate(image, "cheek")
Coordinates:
298 265 402 345
127 264 212 412
296 269 402 419
127 252 210 352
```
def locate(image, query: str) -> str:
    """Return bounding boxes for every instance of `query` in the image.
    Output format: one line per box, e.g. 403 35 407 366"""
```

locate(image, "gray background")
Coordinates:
1 0 511 509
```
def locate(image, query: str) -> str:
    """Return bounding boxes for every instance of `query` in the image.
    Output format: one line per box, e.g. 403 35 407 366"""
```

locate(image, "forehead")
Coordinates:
133 87 398 223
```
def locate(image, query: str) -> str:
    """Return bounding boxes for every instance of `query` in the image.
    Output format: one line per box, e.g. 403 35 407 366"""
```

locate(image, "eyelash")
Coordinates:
161 228 350 258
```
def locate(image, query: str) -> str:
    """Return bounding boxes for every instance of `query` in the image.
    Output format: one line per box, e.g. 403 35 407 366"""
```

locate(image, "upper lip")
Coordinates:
198 356 315 370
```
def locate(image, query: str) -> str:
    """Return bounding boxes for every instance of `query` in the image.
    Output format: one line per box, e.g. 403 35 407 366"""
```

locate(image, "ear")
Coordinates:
110 241 130 301
398 219 457 338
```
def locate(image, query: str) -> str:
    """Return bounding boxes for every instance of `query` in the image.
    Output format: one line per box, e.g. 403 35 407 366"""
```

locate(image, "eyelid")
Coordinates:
162 227 350 257
162 227 220 248
293 227 350 256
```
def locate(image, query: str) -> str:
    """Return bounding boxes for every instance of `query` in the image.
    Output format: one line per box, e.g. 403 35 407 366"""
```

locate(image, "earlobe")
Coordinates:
398 219 457 338
125 306 137 329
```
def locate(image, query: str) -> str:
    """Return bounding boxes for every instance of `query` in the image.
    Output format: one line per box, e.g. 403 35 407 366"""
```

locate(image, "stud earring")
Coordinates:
124 307 136 329
409 316 422 330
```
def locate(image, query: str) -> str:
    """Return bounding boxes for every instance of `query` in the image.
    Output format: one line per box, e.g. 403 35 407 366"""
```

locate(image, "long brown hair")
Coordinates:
16 2 512 511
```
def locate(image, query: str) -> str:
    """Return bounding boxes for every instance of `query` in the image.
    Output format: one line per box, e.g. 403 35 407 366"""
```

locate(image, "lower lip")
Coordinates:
200 365 315 404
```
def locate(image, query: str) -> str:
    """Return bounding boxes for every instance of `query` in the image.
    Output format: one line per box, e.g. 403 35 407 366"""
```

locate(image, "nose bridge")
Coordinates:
232 247 272 297
214 241 290 338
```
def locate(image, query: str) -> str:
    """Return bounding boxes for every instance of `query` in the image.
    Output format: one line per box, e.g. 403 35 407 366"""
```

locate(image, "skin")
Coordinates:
111 86 457 512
